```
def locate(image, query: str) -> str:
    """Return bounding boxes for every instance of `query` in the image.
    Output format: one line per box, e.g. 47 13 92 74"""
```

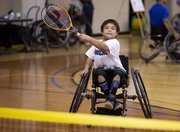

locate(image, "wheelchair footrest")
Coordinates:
95 107 122 116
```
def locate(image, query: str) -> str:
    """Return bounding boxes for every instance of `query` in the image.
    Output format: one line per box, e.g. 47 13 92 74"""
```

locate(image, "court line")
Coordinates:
50 64 82 94
150 99 180 107
145 82 180 88
0 73 74 79
0 85 70 94
127 102 180 118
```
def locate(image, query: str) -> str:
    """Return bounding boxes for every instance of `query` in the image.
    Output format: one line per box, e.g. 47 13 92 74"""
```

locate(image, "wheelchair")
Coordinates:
171 13 180 33
139 26 180 63
69 55 152 118
29 19 82 52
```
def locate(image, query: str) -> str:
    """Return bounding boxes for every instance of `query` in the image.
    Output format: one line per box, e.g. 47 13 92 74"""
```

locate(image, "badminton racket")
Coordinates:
41 4 80 36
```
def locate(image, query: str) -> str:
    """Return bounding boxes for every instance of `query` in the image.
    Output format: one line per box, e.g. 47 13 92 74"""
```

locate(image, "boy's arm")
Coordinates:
84 57 93 71
81 57 94 76
78 34 109 51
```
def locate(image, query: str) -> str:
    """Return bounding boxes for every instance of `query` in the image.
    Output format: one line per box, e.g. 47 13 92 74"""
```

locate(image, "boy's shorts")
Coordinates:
92 67 127 88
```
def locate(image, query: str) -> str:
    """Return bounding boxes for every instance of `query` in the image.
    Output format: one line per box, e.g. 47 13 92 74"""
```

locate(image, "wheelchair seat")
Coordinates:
150 25 168 41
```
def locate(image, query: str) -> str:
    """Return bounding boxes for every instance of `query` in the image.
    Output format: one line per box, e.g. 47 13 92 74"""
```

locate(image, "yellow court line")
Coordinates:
0 107 179 131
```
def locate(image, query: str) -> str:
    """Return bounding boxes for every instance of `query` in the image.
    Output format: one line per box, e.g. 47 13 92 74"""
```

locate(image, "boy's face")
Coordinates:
101 23 118 40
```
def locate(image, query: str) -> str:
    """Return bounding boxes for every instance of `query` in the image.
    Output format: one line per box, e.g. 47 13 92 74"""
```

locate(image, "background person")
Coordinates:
81 0 94 36
149 0 180 45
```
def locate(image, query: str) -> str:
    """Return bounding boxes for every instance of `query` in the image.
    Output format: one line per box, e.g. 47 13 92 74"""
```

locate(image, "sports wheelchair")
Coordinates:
69 55 152 118
139 26 180 63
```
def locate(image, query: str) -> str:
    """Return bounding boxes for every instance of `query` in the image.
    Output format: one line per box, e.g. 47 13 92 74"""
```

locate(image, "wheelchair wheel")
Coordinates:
69 69 91 112
33 20 71 50
139 34 161 63
131 68 153 118
164 33 180 64
46 28 70 50
31 20 49 53
171 13 180 33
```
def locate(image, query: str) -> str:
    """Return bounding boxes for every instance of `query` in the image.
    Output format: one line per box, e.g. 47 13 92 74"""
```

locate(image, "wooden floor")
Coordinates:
0 34 179 121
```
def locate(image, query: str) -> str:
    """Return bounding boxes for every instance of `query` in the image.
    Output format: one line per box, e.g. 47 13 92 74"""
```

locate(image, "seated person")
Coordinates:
150 25 168 41
78 19 127 110
149 0 180 44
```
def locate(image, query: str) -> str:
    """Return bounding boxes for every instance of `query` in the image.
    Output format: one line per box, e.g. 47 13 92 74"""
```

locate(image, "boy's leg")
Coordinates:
93 68 111 105
99 81 110 97
111 80 123 110
105 80 121 110
107 68 127 110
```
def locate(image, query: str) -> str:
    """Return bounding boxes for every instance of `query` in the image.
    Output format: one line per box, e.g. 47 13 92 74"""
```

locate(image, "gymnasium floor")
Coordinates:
0 34 179 121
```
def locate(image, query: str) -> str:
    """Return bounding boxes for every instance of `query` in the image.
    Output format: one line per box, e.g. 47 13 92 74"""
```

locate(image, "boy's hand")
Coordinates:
81 69 89 77
78 34 91 42
174 32 180 40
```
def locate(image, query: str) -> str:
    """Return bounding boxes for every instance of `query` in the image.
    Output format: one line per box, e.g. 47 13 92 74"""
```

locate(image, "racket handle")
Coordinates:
71 27 80 36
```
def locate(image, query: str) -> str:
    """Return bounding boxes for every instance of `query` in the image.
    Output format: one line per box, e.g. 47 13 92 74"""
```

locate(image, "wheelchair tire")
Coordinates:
31 20 46 44
131 68 153 118
29 20 50 53
164 33 180 64
139 34 161 63
46 28 70 50
171 14 180 33
69 69 91 112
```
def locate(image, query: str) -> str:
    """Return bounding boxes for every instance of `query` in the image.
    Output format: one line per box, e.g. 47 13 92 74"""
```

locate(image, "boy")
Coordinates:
78 19 127 110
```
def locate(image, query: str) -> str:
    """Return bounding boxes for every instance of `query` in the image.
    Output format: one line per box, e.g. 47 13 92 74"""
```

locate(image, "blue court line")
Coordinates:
127 101 180 118
50 64 81 94
127 106 180 118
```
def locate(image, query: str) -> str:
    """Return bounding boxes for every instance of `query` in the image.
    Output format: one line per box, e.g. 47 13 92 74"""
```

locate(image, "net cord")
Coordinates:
0 107 180 131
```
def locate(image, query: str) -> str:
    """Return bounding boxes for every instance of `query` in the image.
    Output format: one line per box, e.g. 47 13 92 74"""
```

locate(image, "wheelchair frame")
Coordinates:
69 55 152 118
139 33 180 63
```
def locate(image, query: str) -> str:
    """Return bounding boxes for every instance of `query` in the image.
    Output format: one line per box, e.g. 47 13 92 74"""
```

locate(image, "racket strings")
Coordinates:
42 5 71 30
44 15 58 28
